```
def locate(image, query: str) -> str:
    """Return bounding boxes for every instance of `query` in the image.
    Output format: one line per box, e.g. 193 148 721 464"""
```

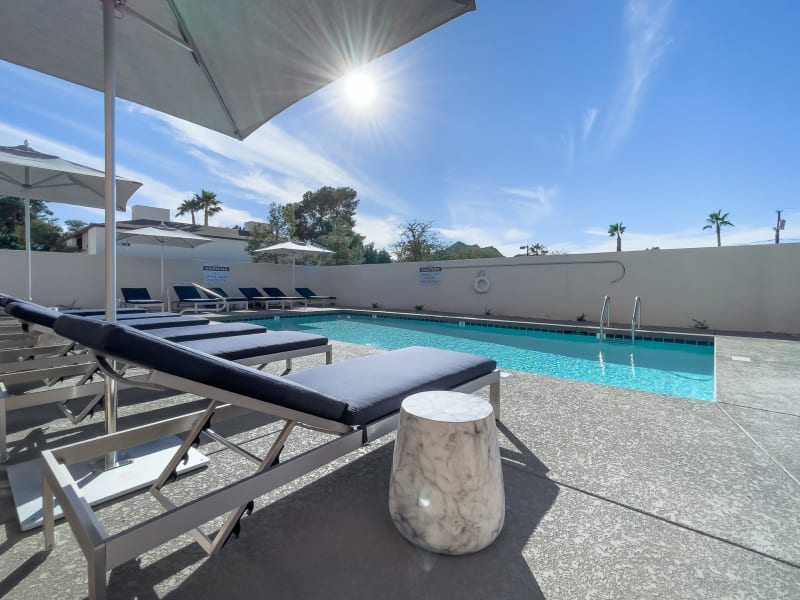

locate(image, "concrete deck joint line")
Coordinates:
715 402 800 489
541 470 800 571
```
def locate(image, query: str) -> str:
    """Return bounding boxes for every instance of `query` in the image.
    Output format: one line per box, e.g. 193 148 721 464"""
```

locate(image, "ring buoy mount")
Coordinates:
473 274 490 294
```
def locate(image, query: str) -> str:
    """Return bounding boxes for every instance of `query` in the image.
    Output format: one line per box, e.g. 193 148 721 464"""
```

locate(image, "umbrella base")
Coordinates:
7 436 208 531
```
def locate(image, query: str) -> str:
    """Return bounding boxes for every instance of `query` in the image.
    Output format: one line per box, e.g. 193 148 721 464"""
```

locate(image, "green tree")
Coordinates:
245 202 295 263
175 196 202 225
392 220 445 262
702 210 734 247
318 216 365 265
292 186 359 241
608 222 625 252
64 219 87 234
363 242 392 264
529 243 548 256
194 189 222 226
0 196 64 250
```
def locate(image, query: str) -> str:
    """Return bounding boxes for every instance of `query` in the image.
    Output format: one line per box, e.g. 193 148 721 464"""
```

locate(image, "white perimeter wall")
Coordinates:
2 243 799 333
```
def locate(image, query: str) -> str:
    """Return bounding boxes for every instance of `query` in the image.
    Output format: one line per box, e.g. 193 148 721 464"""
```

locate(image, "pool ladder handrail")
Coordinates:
599 295 611 341
631 296 641 345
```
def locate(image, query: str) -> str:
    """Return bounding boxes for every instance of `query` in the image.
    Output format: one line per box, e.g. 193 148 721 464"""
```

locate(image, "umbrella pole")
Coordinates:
292 254 295 293
160 244 164 300
102 0 119 468
24 197 32 300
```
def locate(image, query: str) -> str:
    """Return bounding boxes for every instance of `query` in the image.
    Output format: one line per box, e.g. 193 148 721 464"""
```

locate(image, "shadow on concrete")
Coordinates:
103 423 559 599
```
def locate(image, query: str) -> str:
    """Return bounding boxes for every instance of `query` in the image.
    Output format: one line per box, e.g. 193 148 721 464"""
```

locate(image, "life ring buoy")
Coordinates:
474 275 491 294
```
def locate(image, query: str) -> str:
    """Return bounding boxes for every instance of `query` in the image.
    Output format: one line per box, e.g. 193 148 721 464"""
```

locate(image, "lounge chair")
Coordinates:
172 284 226 314
206 287 249 311
1 300 332 462
61 308 147 317
120 287 164 312
42 314 500 599
295 287 336 307
239 287 284 310
262 287 308 309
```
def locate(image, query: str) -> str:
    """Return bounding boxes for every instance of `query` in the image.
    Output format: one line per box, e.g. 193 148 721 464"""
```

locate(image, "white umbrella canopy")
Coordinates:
0 141 142 300
0 0 473 461
0 0 475 140
254 240 334 292
117 225 212 298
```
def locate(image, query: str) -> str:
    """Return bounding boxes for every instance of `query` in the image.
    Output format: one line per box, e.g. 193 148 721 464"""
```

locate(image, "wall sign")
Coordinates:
202 264 230 284
419 265 442 285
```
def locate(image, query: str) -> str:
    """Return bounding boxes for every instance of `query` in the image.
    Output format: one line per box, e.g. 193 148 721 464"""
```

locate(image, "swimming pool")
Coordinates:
250 314 715 401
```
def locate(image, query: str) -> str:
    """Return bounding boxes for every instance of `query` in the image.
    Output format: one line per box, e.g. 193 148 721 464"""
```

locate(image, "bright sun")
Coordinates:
346 72 377 108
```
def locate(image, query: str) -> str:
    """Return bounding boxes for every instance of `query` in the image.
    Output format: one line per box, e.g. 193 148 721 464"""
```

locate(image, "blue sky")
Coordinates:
1 1 798 257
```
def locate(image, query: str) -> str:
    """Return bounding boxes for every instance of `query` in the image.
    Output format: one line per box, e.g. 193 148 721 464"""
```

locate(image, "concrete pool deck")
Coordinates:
1 335 799 598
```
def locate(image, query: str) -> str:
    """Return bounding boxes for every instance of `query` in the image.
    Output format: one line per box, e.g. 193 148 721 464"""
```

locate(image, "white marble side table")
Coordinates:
388 391 504 554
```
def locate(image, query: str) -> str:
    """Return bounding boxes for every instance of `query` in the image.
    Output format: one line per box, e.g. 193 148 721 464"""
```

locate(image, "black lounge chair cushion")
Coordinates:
286 347 496 426
53 315 348 421
112 312 182 320
181 331 328 360
126 299 163 305
145 322 266 342
263 288 304 300
106 316 210 329
121 288 156 301
63 308 146 316
295 288 335 300
53 316 495 427
239 288 272 301
174 286 221 305
6 302 180 330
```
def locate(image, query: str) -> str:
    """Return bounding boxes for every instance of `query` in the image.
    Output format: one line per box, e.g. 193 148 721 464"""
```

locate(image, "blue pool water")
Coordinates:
253 314 715 401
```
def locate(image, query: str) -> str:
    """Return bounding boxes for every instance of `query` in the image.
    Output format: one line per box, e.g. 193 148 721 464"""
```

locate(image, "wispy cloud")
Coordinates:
604 0 673 150
151 111 412 214
354 213 403 249
582 108 599 139
439 184 560 256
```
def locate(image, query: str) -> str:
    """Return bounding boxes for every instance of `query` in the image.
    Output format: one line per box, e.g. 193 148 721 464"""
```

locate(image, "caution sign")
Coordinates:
419 265 442 285
202 264 230 284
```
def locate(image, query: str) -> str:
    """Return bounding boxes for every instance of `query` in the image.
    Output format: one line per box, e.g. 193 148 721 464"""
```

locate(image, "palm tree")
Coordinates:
608 222 625 252
175 196 202 225
194 189 222 226
702 210 733 247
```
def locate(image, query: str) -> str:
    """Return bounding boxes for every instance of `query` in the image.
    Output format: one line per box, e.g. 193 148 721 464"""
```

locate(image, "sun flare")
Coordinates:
346 72 377 108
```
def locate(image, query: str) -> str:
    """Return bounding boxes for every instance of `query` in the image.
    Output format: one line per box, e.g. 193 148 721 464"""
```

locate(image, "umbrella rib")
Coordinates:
0 170 23 187
122 2 243 140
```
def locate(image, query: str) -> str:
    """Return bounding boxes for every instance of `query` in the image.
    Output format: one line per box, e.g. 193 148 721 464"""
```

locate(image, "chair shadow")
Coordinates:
105 421 559 600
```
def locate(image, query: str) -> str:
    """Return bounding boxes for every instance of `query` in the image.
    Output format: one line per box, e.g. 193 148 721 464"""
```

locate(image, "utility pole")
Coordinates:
774 210 785 244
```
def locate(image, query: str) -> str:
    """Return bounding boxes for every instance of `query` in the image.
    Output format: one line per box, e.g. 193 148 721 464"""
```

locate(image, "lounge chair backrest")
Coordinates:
263 287 286 297
209 287 228 297
6 301 60 329
295 287 314 298
173 285 201 301
53 315 348 422
239 287 262 299
0 294 22 307
121 287 152 301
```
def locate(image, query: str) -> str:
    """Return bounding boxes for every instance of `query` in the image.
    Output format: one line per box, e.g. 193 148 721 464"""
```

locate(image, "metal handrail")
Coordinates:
599 295 611 341
631 296 641 344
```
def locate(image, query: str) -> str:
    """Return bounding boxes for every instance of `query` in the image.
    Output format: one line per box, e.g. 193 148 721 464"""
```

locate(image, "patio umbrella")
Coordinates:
0 0 474 464
0 141 142 300
254 240 334 292
117 225 212 299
